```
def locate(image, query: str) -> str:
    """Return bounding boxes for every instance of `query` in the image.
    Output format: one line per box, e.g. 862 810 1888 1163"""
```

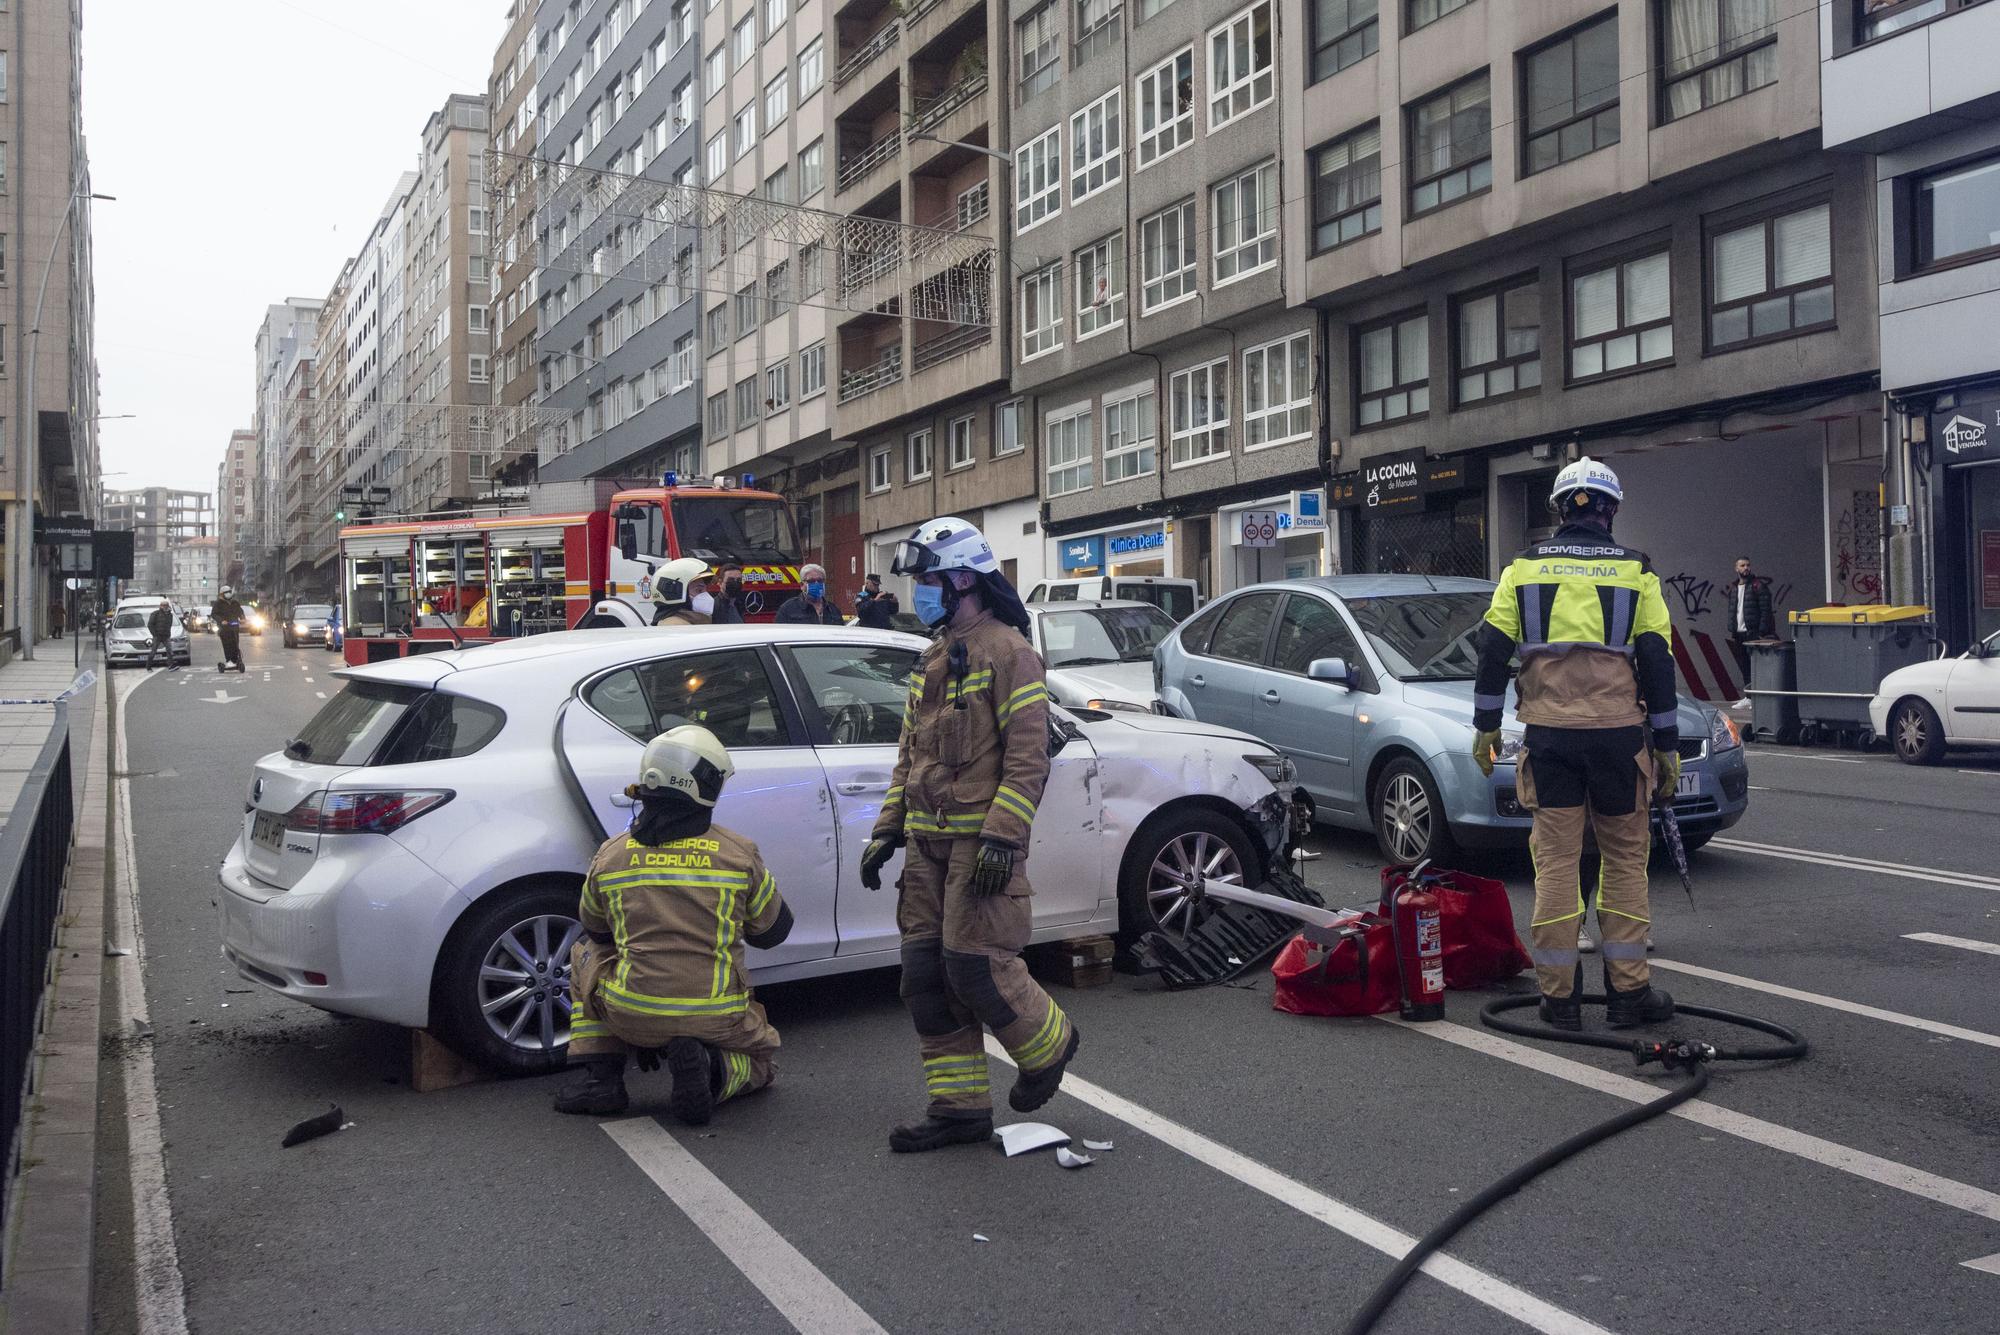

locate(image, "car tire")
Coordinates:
1116 806 1258 943
432 881 587 1076
1889 698 1946 766
1372 756 1458 867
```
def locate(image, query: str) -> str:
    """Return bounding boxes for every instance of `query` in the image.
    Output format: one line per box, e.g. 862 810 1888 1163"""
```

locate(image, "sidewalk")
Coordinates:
0 638 100 820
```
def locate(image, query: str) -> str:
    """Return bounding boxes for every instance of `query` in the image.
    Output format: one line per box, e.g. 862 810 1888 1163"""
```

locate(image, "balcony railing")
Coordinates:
913 323 991 374
911 73 987 137
839 347 904 403
843 239 905 292
834 20 900 87
837 128 902 193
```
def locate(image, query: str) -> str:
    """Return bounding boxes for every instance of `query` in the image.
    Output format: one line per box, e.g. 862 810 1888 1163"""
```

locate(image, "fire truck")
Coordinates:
335 474 804 664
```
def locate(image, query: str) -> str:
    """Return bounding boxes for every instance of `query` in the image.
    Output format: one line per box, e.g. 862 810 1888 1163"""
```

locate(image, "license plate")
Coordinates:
1675 772 1700 798
251 810 287 853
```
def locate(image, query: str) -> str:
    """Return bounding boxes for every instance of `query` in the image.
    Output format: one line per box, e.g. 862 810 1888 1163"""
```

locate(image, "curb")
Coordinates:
0 669 110 1332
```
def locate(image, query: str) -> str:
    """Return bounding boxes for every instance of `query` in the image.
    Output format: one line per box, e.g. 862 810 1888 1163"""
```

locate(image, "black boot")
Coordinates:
666 1036 718 1126
888 1113 994 1153
553 1055 629 1115
1538 994 1583 1031
1606 984 1675 1029
1008 1026 1081 1113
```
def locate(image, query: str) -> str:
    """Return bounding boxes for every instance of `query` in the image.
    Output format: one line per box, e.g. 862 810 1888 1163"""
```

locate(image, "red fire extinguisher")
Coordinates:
1390 864 1446 1022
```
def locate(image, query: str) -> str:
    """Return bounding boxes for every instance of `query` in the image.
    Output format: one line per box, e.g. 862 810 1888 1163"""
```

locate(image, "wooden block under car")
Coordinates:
408 1027 494 1093
1029 935 1116 988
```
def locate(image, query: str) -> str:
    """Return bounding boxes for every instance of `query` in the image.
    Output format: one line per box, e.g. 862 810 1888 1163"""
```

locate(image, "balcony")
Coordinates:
912 323 991 374
835 19 899 88
911 73 986 138
839 346 904 404
837 128 902 194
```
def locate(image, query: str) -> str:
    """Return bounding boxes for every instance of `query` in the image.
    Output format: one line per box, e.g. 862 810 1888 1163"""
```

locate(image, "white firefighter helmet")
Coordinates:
648 557 710 606
890 516 999 579
1550 456 1624 509
637 724 735 806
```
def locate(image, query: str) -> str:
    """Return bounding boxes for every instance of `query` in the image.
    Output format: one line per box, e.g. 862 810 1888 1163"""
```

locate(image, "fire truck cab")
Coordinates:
585 478 805 627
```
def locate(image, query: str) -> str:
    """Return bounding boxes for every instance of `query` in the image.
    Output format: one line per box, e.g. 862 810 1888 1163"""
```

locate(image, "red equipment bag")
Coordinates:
1378 866 1532 990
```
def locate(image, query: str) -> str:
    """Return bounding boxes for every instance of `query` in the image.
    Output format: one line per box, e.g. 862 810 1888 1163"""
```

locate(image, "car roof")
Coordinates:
1026 599 1166 611
1227 574 1497 599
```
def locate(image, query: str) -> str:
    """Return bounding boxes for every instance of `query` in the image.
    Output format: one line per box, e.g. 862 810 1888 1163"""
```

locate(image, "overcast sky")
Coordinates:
84 0 504 500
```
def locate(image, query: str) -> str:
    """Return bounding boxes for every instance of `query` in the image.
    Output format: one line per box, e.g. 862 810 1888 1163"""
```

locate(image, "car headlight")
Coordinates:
1710 710 1742 752
1244 751 1297 789
1085 697 1149 712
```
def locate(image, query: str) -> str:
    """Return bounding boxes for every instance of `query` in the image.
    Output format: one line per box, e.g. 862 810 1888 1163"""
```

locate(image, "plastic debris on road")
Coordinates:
973 1234 990 1243
281 1104 348 1148
1055 1147 1094 1169
993 1123 1070 1157
1081 1138 1115 1151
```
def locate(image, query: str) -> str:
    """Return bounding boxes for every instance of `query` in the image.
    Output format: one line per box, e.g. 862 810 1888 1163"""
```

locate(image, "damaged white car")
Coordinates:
218 626 1304 1073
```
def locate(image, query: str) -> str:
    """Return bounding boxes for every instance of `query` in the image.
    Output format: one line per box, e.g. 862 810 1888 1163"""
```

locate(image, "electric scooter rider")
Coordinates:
1471 458 1681 1031
859 517 1080 1152
210 586 247 673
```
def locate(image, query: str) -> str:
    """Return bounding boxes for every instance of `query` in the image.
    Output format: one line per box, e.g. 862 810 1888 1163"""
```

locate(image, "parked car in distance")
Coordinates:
218 625 1301 1073
106 597 192 667
1154 575 1749 866
1029 575 1201 622
285 603 337 648
1870 628 2000 764
1027 600 1178 712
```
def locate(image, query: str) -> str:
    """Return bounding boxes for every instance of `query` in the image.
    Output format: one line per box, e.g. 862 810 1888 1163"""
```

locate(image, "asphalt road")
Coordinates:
94 634 2000 1334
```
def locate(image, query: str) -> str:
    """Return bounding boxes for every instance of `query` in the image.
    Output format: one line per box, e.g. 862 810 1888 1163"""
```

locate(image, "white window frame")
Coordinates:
907 427 934 481
706 131 727 183
1101 383 1158 484
1018 2 1060 99
1020 263 1064 360
766 360 791 410
1212 159 1279 284
800 138 826 197
1045 402 1094 497
1208 0 1274 129
1074 234 1126 340
1136 48 1195 170
671 333 696 390
1241 331 1314 449
800 37 825 97
1140 200 1198 313
868 443 892 492
468 304 489 333
1014 126 1061 234
732 14 755 67
469 354 491 385
1169 359 1230 466
1070 89 1123 204
947 414 976 471
766 0 789 35
733 106 757 159
994 398 1024 456
765 72 789 127
801 342 827 398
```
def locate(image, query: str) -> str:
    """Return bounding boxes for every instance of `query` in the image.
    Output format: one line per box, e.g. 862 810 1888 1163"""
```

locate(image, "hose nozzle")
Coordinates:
1634 1038 1716 1070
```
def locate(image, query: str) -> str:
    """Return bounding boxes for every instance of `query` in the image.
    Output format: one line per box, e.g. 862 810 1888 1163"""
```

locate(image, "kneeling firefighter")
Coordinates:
557 725 793 1124
860 517 1080 1152
649 557 714 626
1472 457 1681 1031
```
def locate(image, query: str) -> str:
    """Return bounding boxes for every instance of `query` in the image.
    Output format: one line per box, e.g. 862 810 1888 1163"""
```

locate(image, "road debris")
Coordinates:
993 1123 1070 1157
281 1104 348 1148
1055 1147 1094 1169
973 1234 990 1243
1081 1138 1114 1151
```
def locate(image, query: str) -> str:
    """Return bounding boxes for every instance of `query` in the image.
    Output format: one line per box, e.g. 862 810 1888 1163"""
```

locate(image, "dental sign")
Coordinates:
1107 528 1165 555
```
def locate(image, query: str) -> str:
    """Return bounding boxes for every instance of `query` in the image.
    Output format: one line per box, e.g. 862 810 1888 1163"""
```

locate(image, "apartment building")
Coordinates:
338 175 417 513
216 430 257 588
168 536 220 609
102 487 211 594
534 0 706 485
280 352 319 593
488 0 543 484
1821 0 2000 651
832 0 1045 593
252 299 323 597
305 268 351 586
1011 0 1303 598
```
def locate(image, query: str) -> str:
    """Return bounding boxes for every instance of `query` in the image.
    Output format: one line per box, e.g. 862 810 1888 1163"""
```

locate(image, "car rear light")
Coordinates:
285 789 453 834
302 971 329 986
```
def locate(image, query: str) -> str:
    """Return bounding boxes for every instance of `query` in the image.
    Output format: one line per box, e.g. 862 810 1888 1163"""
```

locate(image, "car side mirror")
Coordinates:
1308 657 1356 689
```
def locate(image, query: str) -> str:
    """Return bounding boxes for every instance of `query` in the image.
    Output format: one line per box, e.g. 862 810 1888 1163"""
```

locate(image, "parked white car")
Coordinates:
1869 628 2000 764
1027 600 1179 713
106 597 191 667
217 626 1300 1072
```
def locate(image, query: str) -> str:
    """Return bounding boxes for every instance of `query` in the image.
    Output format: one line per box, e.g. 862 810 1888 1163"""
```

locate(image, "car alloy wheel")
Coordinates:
477 913 584 1053
1890 698 1946 766
1380 772 1434 864
1146 829 1246 935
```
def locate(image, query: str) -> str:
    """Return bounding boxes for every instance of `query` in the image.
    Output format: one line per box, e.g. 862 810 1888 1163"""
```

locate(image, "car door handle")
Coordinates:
1262 689 1281 703
836 779 891 795
1190 674 1205 688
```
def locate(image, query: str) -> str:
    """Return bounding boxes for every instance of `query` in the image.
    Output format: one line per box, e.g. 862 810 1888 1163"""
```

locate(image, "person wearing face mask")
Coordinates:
775 563 846 625
858 517 1078 1154
710 563 749 625
649 558 714 626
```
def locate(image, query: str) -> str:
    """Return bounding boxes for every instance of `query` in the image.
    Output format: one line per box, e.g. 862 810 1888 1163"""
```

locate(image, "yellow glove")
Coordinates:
1651 748 1681 805
1473 729 1504 778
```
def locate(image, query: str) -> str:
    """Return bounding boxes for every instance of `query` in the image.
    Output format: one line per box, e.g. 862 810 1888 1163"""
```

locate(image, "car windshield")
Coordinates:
113 611 148 629
670 497 800 565
1342 591 1493 681
1040 606 1177 667
295 604 334 619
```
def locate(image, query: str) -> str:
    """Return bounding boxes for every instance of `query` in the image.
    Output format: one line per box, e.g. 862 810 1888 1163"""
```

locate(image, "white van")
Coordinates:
1028 575 1201 623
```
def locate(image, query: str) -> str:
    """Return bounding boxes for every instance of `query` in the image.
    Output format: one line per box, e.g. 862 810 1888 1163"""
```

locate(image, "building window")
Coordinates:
907 428 934 480
1242 332 1313 447
707 390 729 438
800 242 826 296
1102 387 1158 482
1408 73 1491 216
1140 199 1197 312
959 180 991 227
1212 160 1278 283
735 282 760 336
766 361 791 410
1355 311 1429 427
1071 90 1123 203
1454 278 1541 405
765 167 791 204
1522 14 1619 176
671 0 694 48
801 342 827 397
1170 361 1229 465
1311 0 1378 84
706 131 727 183
1015 127 1061 233
1913 152 2000 270
1312 124 1382 252
869 443 892 492
1208 1 1274 129
765 73 789 127
994 399 1024 456
1046 406 1094 496
1659 0 1775 122
800 139 825 198
1857 0 1983 41
469 354 491 384
766 259 792 312
706 44 725 96
732 14 755 67
734 107 756 159
1018 2 1061 100
468 206 488 234
736 376 761 423
469 305 489 332
800 37 825 96
1408 0 1472 31
1140 0 1179 17
767 0 789 33
671 333 696 389
1568 247 1673 381
1709 200 1833 348
1136 48 1195 168
1075 235 1126 338
1021 263 1064 359
948 414 976 470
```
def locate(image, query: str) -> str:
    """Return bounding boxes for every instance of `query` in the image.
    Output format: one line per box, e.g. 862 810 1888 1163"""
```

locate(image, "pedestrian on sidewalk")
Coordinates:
145 602 175 671
853 573 900 630
50 599 66 640
774 563 845 625
1727 556 1777 684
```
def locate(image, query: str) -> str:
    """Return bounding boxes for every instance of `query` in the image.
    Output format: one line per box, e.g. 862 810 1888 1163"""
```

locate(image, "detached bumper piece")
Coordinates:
1132 863 1327 990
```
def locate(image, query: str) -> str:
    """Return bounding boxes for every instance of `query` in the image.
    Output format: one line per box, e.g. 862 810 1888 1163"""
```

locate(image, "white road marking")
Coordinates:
303 677 313 683
1955 769 2000 778
1389 1018 2000 1224
1903 932 2000 958
1964 1252 2000 1275
314 690 327 699
200 690 244 706
112 673 192 1335
1649 959 2000 1050
1743 749 1863 764
984 1037 1614 1335
1711 837 2000 892
602 1119 887 1335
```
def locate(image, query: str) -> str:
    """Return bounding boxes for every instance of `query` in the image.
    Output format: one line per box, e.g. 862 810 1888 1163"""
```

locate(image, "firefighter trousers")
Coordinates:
565 939 779 1102
896 836 1073 1119
1517 725 1655 999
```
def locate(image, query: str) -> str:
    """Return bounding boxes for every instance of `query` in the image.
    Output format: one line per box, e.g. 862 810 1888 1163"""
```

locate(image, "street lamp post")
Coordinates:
8 189 113 661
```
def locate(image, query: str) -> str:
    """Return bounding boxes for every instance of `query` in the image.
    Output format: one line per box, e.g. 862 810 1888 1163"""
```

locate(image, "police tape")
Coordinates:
0 669 99 706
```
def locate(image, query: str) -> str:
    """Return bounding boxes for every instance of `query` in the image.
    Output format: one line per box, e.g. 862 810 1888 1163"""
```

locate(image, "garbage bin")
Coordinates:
1788 606 1935 741
1745 640 1798 744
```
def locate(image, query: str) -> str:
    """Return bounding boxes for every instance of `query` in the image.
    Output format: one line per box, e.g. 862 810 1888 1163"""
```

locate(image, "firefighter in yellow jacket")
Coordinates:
649 557 714 626
1472 457 1680 1032
556 725 792 1124
859 517 1080 1153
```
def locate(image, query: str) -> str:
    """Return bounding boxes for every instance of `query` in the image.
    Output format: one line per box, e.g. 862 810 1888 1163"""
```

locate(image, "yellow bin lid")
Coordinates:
1789 605 1931 625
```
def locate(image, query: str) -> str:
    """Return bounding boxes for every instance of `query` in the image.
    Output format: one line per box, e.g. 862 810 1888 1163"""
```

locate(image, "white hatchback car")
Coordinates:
1869 628 2000 764
1027 600 1179 713
218 626 1299 1073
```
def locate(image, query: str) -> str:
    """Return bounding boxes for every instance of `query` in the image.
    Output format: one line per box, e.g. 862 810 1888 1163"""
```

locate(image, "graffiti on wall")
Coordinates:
1833 490 1884 603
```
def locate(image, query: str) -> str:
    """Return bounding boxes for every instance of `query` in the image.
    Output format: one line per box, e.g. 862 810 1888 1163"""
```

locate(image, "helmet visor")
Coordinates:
890 539 939 577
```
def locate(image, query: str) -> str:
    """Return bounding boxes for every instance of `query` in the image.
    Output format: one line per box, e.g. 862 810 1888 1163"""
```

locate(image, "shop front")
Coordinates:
1216 490 1332 593
1929 383 2000 650
1051 520 1175 580
1332 450 1487 578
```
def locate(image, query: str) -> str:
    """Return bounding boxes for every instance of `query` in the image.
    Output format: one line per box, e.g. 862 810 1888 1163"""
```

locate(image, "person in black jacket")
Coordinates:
710 563 748 625
853 573 900 629
145 603 176 670
775 563 845 625
1727 557 1776 680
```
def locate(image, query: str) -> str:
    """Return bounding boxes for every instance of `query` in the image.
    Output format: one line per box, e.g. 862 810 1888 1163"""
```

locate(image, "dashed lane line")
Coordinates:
985 1037 1615 1335
1711 837 2000 892
603 1118 888 1335
1649 959 2000 1050
314 691 326 699
1902 932 2000 958
1743 749 1864 764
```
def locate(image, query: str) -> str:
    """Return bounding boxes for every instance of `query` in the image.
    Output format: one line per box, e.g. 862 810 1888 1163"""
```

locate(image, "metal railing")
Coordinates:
911 72 987 137
0 702 74 1289
837 128 902 193
839 347 904 403
834 19 900 87
913 322 992 373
